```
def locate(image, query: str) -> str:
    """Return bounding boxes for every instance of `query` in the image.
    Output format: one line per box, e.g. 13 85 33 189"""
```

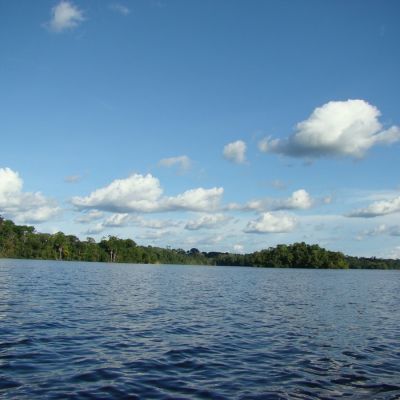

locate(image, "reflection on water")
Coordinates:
0 259 399 399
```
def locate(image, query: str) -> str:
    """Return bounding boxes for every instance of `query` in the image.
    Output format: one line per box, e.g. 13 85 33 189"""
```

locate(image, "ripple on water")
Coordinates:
0 261 399 399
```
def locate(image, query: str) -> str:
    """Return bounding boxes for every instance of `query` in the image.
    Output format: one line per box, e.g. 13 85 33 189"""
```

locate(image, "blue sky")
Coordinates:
1 0 400 257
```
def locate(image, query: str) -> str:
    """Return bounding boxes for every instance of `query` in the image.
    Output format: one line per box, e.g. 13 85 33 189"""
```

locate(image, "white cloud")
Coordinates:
389 227 400 236
353 189 400 203
278 189 313 210
223 140 247 164
244 212 297 234
16 206 60 225
227 189 313 212
389 246 400 259
46 1 84 32
76 210 104 223
233 244 244 253
137 229 173 241
360 224 400 238
84 224 105 235
195 234 225 246
109 3 130 15
347 195 400 218
164 187 223 212
361 224 389 237
371 224 391 235
185 213 229 230
0 167 22 196
71 173 223 213
258 137 269 153
259 100 400 158
158 155 191 172
0 167 60 223
103 214 177 229
103 213 132 227
80 212 180 237
71 174 163 213
136 217 179 229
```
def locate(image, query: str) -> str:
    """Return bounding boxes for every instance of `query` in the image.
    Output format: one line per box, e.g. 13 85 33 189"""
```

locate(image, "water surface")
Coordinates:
0 259 399 399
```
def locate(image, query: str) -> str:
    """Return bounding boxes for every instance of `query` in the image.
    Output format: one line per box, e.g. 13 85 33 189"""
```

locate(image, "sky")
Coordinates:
1 0 400 258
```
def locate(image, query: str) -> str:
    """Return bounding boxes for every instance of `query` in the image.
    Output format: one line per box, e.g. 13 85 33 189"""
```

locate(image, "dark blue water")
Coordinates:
0 260 399 399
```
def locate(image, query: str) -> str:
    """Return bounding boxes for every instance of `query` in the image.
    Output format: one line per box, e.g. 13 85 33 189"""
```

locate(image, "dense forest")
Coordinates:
1 217 399 269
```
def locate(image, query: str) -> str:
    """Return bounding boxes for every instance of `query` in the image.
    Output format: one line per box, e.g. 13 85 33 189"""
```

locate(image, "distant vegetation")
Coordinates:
1 217 399 269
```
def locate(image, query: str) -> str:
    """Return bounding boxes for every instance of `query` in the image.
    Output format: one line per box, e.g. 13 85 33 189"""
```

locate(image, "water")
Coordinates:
0 259 399 399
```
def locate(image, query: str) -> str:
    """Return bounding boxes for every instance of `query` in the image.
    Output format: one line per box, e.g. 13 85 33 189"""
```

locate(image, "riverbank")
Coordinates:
1 217 399 269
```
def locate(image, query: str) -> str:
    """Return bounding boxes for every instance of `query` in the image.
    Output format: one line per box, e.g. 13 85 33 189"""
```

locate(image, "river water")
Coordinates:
0 259 399 399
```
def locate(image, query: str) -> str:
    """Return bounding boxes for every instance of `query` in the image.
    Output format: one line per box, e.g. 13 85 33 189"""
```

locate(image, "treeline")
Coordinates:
206 243 350 269
206 244 400 269
0 218 209 265
345 255 400 270
1 217 399 269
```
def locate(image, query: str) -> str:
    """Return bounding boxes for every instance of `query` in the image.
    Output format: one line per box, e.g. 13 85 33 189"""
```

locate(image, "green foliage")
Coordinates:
205 242 400 269
0 217 209 265
0 217 399 269
345 255 400 270
250 242 349 269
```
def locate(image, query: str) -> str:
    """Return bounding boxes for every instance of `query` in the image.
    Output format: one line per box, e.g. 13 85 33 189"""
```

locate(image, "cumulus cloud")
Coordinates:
82 212 180 236
361 224 400 237
193 235 225 247
71 173 223 213
102 213 133 227
276 189 313 210
109 3 130 15
46 1 84 32
228 189 313 212
389 246 400 259
259 100 400 158
82 213 133 233
347 195 400 218
158 155 191 172
185 213 229 230
0 167 60 223
75 210 104 223
84 224 105 235
223 140 247 164
137 229 173 241
103 214 177 229
137 217 179 229
164 187 223 212
244 212 297 234
233 244 244 254
204 235 224 245
0 168 22 195
71 174 163 213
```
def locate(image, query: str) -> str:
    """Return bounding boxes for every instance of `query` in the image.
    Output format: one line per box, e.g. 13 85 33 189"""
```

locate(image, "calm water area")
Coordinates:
0 259 399 399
